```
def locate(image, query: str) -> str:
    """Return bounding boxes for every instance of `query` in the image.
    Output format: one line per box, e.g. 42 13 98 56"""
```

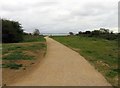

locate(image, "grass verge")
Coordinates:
3 51 34 60
2 35 46 69
51 36 118 87
22 35 46 42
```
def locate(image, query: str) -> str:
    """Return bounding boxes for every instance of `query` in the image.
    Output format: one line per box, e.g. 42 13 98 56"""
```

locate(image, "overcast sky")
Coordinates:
0 0 119 33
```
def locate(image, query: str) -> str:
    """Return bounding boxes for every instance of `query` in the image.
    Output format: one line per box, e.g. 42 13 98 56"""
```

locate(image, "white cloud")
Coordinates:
0 0 119 33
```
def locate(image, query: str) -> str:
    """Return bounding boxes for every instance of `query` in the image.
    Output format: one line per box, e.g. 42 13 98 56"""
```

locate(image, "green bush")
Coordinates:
2 19 23 43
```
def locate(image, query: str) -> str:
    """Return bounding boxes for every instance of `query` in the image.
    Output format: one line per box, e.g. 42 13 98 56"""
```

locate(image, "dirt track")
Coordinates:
10 37 111 86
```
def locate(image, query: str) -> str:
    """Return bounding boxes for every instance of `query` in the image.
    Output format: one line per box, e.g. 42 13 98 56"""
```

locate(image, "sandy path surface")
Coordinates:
10 37 111 86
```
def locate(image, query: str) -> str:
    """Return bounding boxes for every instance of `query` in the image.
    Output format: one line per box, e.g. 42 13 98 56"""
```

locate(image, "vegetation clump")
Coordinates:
2 63 23 69
70 28 118 40
2 19 24 43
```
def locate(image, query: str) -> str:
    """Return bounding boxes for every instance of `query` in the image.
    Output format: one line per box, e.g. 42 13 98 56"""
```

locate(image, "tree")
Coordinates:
2 19 23 43
92 30 100 36
33 29 40 35
78 31 83 35
85 31 91 34
100 28 109 34
110 30 113 34
69 32 74 35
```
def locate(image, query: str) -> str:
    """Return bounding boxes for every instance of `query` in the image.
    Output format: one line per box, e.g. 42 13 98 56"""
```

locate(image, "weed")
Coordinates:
3 51 34 60
2 63 23 69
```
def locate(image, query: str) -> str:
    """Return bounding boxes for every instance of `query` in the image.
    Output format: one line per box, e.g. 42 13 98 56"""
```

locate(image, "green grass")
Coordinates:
22 35 46 42
2 35 46 55
51 36 118 87
3 51 34 60
2 63 23 69
2 35 46 72
2 43 46 55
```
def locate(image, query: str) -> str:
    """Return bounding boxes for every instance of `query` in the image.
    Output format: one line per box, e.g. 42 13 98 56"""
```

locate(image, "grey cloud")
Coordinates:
0 0 118 33
0 5 28 12
0 0 58 12
71 2 116 17
33 1 59 7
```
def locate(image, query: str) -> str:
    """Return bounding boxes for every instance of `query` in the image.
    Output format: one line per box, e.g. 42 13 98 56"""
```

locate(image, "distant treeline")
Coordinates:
2 19 118 43
2 19 40 43
69 28 118 40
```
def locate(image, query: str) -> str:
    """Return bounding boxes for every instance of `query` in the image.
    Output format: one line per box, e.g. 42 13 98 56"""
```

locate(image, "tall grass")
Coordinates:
22 35 46 42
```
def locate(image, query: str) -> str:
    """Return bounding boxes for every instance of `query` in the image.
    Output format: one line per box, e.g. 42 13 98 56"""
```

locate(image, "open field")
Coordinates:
2 35 46 85
51 36 118 87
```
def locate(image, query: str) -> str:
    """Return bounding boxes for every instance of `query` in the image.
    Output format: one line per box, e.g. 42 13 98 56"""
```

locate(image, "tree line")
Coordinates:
2 19 40 43
69 28 118 40
2 19 118 43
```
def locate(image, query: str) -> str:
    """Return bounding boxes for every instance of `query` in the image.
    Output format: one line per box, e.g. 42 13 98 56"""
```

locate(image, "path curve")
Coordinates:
11 37 111 86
